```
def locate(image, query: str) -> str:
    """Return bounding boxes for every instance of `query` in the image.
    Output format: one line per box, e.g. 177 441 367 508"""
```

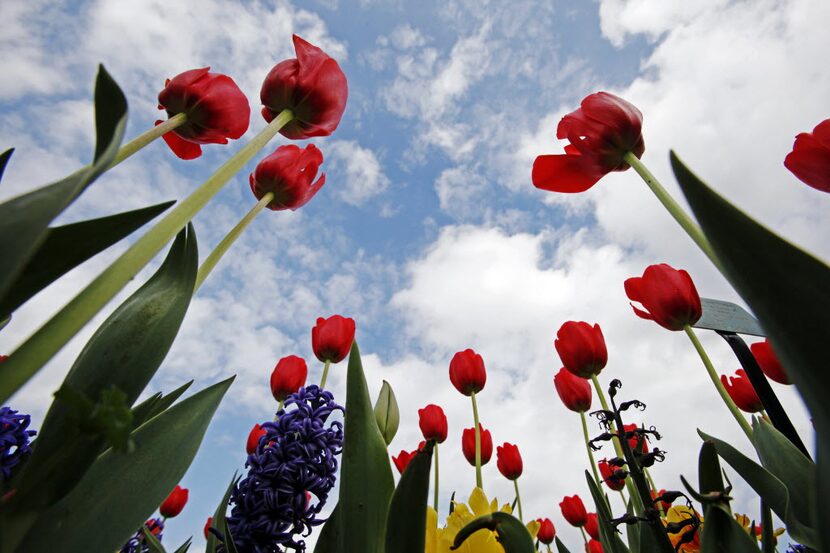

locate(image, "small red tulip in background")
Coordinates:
536 518 556 544
587 539 604 553
250 144 326 211
532 91 644 193
624 263 702 331
449 349 487 396
270 355 308 401
560 495 588 527
204 517 213 539
750 338 790 385
156 68 250 160
246 423 268 454
598 458 626 491
312 315 356 363
623 423 649 453
261 35 348 139
554 367 592 412
462 424 492 465
721 369 764 413
159 485 188 518
585 512 599 540
418 404 448 443
392 448 420 474
496 442 523 480
555 321 608 378
784 118 830 193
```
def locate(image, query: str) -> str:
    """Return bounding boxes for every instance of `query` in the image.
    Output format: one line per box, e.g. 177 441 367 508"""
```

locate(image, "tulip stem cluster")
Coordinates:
112 112 188 168
319 359 332 389
470 391 483 489
579 410 603 488
683 325 753 440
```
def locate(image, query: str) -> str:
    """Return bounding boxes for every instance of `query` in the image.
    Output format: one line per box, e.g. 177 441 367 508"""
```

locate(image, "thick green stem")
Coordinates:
111 112 188 167
513 479 524 522
433 444 440 513
0 109 294 404
320 359 332 390
471 391 483 489
684 325 754 440
623 152 724 274
194 191 273 291
273 398 285 422
580 410 603 487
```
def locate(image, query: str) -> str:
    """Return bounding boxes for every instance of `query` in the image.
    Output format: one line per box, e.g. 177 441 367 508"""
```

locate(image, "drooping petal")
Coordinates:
157 122 203 160
532 154 606 193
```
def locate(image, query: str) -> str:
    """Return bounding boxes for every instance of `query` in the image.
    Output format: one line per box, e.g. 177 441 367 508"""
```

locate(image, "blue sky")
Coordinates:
2 0 829 550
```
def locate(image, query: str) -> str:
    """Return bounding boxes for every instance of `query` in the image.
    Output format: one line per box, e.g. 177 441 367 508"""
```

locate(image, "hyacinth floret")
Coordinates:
228 385 344 552
119 518 164 553
0 406 37 481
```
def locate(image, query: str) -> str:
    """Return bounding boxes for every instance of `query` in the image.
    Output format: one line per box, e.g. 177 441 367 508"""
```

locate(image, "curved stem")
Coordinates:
112 113 187 167
319 359 332 390
194 191 274 291
580 410 603 487
579 526 588 545
273 398 285 422
433 444 440 513
684 325 753 440
513 479 524 522
471 391 483 489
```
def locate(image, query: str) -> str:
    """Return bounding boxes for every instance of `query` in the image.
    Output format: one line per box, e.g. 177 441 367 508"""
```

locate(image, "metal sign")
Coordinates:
694 297 766 337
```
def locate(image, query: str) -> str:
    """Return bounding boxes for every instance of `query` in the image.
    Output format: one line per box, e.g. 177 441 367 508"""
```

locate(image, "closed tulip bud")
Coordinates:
204 517 213 539
270 355 308 401
246 423 268 454
560 495 588 527
250 144 326 211
159 485 188 518
555 321 608 378
462 424 492 466
587 539 604 553
449 349 486 396
750 339 790 385
312 315 356 364
496 442 523 480
418 404 448 443
536 518 556 544
554 367 592 412
624 264 702 331
598 458 627 491
585 513 599 540
721 369 764 413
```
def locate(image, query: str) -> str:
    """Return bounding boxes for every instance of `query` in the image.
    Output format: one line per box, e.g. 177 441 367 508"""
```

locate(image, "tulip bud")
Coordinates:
461 424 492 466
555 321 608 378
598 458 626 491
553 367 592 412
560 495 588 527
312 315 356 364
624 264 702 331
585 512 599 540
246 423 268 454
418 404 448 443
536 518 556 544
587 538 605 553
250 144 326 211
159 485 188 518
721 369 764 413
750 338 790 385
449 349 486 396
270 355 308 402
496 442 523 480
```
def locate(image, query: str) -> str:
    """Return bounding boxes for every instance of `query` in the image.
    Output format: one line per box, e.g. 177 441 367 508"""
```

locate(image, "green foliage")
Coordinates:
131 380 194 429
584 470 631 553
206 474 241 553
554 536 573 553
374 379 400 446
451 511 535 553
0 148 13 183
384 440 434 553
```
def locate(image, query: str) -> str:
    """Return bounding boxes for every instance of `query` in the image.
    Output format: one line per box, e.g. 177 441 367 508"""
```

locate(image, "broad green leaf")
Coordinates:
0 200 175 319
554 536 573 553
313 505 340 553
760 501 774 553
672 151 829 550
451 512 534 553
384 440 434 553
585 471 631 553
0 148 13 183
0 65 127 304
142 526 167 552
699 504 761 553
373 380 400 445
206 473 240 553
9 225 197 509
132 381 194 430
15 376 234 553
698 440 728 516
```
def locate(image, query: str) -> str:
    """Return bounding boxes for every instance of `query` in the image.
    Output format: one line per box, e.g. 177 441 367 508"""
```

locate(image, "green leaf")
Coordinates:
224 517 240 553
0 200 175 320
384 440 434 553
0 148 13 183
132 381 194 429
760 501 774 553
142 526 167 553
9 225 198 509
15 376 234 553
699 504 761 553
451 512 535 553
373 380 400 446
0 65 127 304
172 539 192 553
206 473 240 553
585 471 630 553
672 151 829 550
52 383 134 452
313 505 340 553
554 536 573 553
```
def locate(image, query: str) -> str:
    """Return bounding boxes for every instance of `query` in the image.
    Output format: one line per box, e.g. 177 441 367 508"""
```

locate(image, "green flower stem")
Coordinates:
623 152 724 274
320 359 332 389
471 391 483 489
580 410 603 488
579 526 588 545
513 479 524 522
0 109 294 405
274 398 285 422
194 191 274 291
112 112 187 168
433 444 440 513
683 325 754 440
618 490 628 511
546 545 552 553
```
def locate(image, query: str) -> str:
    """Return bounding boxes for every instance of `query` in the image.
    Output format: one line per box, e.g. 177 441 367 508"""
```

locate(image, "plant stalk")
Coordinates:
471 391 483 489
111 113 188 167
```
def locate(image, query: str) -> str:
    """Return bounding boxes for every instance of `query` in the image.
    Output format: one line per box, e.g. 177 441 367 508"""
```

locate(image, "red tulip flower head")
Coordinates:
536 518 556 545
250 144 326 211
462 424 493 466
560 495 588 527
392 444 423 474
532 92 644 193
311 315 356 363
159 485 188 518
623 423 649 454
156 68 250 160
204 517 213 539
246 423 268 454
554 367 592 412
418 404 448 443
750 339 790 385
270 355 308 402
555 321 608 378
261 35 348 139
624 263 702 331
449 348 487 396
587 539 604 553
598 458 626 491
721 369 764 413
496 442 523 480
784 119 830 193
585 513 599 540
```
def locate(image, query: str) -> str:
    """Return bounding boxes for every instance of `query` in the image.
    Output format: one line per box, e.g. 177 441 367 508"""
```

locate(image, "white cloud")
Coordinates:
434 166 488 215
326 139 390 205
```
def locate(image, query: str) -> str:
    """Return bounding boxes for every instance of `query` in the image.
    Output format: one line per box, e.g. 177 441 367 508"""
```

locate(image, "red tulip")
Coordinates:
156 67 250 160
598 458 626 491
536 518 556 544
624 263 702 331
249 144 326 211
496 442 523 480
418 404 448 443
204 517 213 539
784 118 830 193
246 423 268 454
270 355 308 401
311 315 356 364
586 539 604 553
553 367 592 412
392 448 419 474
585 512 599 540
261 35 348 140
651 489 673 512
449 349 486 396
721 369 764 413
462 424 493 466
750 339 790 385
159 485 188 518
623 423 649 454
532 92 644 193
560 495 587 527
554 321 608 378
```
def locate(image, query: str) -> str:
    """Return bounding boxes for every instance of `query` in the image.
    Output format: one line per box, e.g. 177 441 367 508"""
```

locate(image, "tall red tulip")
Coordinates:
532 92 644 193
449 349 486 396
246 423 268 454
418 404 448 443
270 355 308 401
496 442 523 480
312 315 356 363
784 118 830 193
585 513 599 540
249 144 326 211
721 369 764 413
536 518 556 545
598 458 626 491
750 338 790 385
261 35 348 139
554 321 608 378
159 485 188 518
560 495 587 527
624 263 702 331
554 367 592 412
462 424 492 465
156 68 250 160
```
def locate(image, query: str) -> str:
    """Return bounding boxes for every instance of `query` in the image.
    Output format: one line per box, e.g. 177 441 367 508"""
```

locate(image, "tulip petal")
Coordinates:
532 154 606 193
784 140 830 193
156 121 202 160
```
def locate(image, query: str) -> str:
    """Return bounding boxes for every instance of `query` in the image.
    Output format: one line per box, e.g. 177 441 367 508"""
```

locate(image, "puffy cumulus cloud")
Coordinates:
598 0 729 47
325 139 390 205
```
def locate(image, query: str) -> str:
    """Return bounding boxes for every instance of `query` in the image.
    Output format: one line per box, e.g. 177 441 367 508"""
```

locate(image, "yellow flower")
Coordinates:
664 505 702 552
734 513 785 543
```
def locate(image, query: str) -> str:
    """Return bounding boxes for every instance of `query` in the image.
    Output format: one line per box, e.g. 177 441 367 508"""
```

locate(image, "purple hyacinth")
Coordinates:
787 546 807 553
119 518 164 553
0 406 37 481
227 385 344 553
